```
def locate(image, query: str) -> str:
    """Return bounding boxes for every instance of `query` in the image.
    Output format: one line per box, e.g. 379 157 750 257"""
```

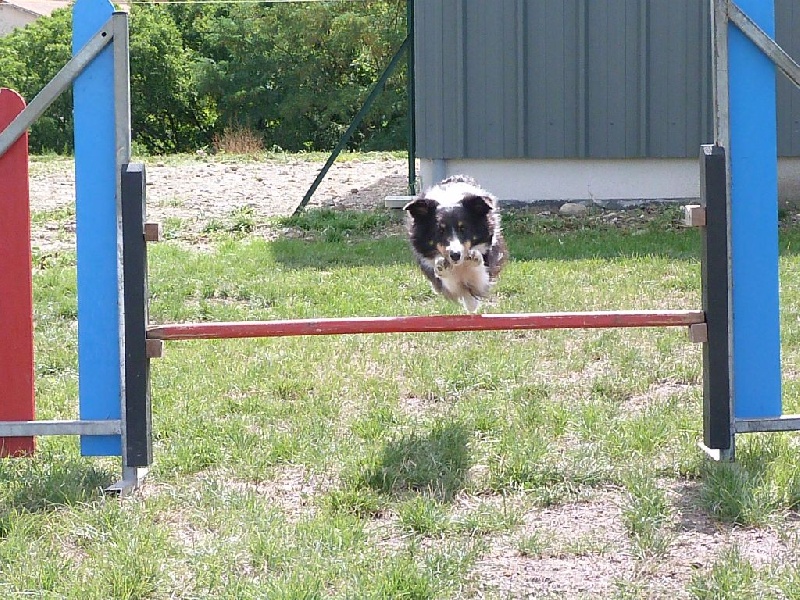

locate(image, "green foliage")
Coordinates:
129 5 216 154
184 0 407 152
0 1 408 154
0 8 73 153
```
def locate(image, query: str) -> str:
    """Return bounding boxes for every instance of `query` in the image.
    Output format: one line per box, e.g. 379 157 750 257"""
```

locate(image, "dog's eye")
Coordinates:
438 223 446 233
457 222 465 232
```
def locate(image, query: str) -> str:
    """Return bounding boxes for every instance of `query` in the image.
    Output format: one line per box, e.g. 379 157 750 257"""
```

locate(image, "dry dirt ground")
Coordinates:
26 155 793 598
29 154 410 252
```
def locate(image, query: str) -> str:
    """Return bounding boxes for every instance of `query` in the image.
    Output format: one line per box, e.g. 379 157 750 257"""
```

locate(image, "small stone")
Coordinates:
559 202 587 216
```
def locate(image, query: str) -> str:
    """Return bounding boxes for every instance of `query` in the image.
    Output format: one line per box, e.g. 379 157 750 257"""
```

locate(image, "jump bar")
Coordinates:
147 310 706 341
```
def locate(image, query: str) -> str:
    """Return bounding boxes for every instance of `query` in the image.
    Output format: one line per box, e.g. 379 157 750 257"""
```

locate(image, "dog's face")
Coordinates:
404 193 494 264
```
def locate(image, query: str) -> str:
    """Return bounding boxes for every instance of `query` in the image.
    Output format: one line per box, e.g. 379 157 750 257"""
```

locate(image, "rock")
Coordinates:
559 202 587 216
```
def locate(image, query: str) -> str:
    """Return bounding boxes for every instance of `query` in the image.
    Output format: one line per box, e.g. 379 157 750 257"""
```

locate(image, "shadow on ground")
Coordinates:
357 422 472 502
0 454 115 529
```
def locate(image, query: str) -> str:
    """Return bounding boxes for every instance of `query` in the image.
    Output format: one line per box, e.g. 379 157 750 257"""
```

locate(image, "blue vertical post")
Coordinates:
728 0 782 419
73 0 123 456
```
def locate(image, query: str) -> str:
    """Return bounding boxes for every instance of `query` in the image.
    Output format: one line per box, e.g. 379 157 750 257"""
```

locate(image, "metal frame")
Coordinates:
0 17 119 440
110 10 147 496
5 0 799 498
0 18 114 159
0 420 121 437
0 9 146 494
705 0 800 459
406 0 416 195
727 2 800 88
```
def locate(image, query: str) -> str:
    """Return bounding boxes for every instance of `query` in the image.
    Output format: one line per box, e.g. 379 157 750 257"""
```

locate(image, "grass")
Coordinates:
620 471 673 559
7 196 800 598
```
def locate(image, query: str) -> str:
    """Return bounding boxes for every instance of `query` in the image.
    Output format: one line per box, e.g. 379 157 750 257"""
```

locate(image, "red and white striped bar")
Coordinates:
147 310 706 341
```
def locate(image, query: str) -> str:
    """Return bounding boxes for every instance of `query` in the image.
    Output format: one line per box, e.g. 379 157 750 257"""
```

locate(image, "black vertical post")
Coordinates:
700 144 732 451
121 163 152 467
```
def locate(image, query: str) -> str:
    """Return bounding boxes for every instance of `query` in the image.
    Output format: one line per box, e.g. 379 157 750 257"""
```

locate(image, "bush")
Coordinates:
0 8 73 153
129 4 216 154
0 1 409 155
212 126 263 154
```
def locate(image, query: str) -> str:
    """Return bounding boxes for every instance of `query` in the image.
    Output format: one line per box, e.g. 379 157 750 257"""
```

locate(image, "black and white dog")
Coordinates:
404 176 507 313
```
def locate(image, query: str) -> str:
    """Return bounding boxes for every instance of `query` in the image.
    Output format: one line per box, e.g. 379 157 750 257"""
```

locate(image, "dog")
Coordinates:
403 175 507 313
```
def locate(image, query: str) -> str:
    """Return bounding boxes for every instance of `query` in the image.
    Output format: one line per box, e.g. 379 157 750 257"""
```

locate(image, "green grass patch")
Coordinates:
8 204 800 597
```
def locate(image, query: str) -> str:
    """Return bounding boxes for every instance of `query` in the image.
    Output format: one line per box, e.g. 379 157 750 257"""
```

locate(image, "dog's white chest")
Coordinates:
439 261 491 312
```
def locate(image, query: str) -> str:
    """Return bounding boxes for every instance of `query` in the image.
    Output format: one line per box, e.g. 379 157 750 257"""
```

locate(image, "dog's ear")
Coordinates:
403 197 437 219
461 194 494 216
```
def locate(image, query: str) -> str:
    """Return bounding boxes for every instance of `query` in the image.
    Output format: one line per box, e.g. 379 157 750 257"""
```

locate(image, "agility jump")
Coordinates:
1 0 799 491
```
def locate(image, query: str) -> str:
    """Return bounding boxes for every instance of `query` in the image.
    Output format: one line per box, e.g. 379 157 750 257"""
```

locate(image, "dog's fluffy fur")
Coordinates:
404 175 507 313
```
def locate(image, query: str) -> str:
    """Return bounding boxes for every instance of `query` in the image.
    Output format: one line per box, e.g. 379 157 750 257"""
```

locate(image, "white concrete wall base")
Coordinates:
419 158 800 206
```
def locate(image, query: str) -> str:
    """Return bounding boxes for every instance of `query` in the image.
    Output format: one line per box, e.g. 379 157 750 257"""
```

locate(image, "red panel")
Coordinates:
147 310 705 341
0 88 35 456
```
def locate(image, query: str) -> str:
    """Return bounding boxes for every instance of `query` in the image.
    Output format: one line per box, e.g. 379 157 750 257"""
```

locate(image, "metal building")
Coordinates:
413 0 800 203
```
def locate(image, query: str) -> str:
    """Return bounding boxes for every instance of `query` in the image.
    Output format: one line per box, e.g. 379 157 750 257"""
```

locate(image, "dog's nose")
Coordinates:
449 250 462 262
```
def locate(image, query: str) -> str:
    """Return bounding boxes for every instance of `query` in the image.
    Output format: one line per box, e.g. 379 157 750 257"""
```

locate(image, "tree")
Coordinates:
129 5 216 154
0 8 73 153
0 0 410 155
187 0 408 152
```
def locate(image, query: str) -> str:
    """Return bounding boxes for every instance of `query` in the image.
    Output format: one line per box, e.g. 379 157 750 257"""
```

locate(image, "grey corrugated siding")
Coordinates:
776 0 800 156
414 0 800 159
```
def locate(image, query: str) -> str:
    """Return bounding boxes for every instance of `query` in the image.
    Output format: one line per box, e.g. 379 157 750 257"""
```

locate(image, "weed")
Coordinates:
212 126 264 154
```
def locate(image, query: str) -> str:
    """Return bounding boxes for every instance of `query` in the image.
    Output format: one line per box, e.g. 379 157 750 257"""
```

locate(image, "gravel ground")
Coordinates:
28 154 410 251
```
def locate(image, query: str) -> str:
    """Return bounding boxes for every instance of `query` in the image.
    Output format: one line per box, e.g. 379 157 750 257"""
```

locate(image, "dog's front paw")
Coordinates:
461 295 481 313
434 255 452 275
466 249 484 266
